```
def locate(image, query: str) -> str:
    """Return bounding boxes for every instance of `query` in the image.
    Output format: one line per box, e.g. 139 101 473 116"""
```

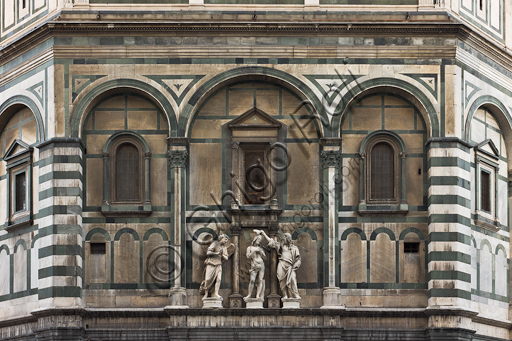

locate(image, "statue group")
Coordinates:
200 229 301 308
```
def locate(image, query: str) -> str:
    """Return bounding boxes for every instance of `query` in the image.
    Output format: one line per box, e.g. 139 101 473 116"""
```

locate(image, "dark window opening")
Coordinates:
22 0 26 9
91 243 106 255
370 142 394 200
480 0 483 10
15 172 26 212
244 149 266 204
481 171 491 212
116 144 140 201
404 242 419 253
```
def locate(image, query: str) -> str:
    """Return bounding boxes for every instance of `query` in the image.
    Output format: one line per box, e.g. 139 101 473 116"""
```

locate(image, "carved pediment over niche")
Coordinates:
3 139 32 161
474 139 499 160
228 107 282 130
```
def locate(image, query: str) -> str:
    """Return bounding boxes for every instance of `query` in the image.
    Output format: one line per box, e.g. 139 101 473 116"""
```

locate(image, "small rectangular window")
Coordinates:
22 0 26 8
91 243 106 255
481 171 491 212
15 172 26 212
404 242 419 253
479 0 483 10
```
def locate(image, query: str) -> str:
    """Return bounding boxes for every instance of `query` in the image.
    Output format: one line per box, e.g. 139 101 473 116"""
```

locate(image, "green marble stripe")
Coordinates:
38 245 82 259
38 266 82 279
0 289 37 303
54 57 449 66
37 224 82 237
339 283 427 289
37 155 82 168
39 171 83 183
428 195 471 208
85 283 172 290
339 216 429 223
39 187 83 200
429 232 471 245
428 288 471 300
427 270 471 282
429 176 471 190
471 289 508 302
428 251 471 264
38 205 82 218
427 157 470 171
428 214 471 226
38 286 81 299
83 217 170 224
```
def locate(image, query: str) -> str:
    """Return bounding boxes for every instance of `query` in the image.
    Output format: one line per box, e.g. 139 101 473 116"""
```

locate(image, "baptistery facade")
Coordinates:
0 0 511 340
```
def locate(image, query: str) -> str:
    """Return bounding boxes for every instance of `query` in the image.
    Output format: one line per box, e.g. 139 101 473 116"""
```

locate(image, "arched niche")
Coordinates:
334 81 438 139
340 231 367 283
71 81 177 138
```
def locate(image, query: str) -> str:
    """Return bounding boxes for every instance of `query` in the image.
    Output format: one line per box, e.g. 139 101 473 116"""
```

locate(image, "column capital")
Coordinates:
321 150 341 169
168 150 188 168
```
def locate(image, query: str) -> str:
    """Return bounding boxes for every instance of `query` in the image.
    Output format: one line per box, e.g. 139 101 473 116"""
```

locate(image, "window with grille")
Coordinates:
404 242 419 253
370 143 394 200
91 243 106 255
15 172 26 212
116 144 140 201
480 170 491 213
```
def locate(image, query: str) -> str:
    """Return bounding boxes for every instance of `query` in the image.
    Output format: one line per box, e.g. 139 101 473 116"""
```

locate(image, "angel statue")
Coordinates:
255 229 301 299
199 234 235 299
244 233 267 300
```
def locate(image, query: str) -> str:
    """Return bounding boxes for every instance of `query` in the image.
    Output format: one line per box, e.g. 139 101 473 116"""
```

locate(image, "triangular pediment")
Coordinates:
228 107 282 130
474 139 499 160
3 139 32 161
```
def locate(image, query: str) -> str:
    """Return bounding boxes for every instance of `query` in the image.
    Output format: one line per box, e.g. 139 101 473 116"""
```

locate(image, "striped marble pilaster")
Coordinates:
36 138 84 308
426 138 475 324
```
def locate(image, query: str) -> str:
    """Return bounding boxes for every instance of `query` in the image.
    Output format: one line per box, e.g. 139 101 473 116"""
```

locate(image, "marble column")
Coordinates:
320 138 343 308
267 221 281 308
168 138 189 308
229 225 243 308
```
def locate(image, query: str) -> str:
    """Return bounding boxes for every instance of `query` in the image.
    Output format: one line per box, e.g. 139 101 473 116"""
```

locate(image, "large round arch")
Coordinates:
0 95 46 142
464 95 512 153
178 66 327 138
331 77 440 138
70 78 178 138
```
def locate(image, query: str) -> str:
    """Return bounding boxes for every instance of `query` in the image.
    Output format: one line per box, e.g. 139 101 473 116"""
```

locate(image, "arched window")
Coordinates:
370 142 394 200
101 132 152 216
115 143 140 201
358 131 408 215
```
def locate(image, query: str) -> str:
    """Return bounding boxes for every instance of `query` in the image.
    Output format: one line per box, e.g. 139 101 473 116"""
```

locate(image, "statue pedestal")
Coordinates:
267 294 281 308
202 297 223 309
167 287 188 308
244 297 264 309
281 297 301 309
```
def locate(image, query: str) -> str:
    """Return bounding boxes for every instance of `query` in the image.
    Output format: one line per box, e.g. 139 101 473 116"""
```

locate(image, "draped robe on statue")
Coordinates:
268 239 301 298
199 241 224 296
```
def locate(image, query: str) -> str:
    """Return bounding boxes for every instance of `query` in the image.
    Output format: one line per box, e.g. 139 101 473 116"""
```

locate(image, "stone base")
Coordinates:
267 294 281 308
168 287 188 308
202 297 223 309
244 297 264 309
321 287 344 309
281 297 301 309
229 294 243 308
